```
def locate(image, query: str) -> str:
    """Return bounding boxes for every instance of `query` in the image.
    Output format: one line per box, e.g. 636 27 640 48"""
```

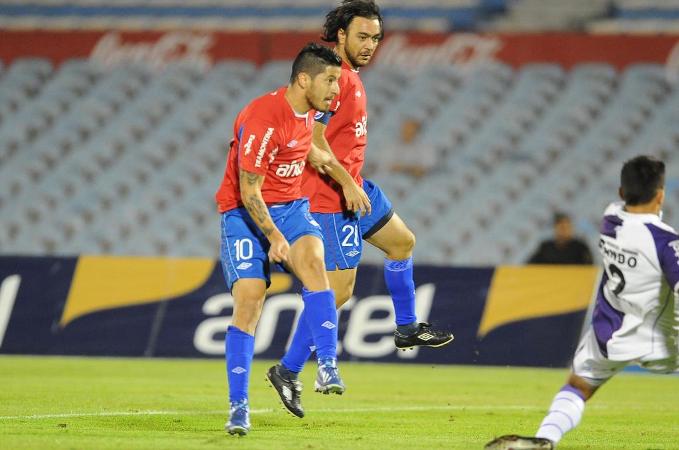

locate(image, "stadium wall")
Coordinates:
1 30 679 72
0 256 598 367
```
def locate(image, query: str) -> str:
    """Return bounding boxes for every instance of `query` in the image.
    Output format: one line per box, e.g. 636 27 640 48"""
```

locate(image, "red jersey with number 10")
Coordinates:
301 61 367 213
215 87 314 213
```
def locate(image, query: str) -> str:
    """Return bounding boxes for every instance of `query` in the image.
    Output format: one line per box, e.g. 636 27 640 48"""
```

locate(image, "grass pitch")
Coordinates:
1 356 678 449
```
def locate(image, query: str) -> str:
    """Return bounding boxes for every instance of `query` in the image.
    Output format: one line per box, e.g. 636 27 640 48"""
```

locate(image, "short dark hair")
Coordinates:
620 155 665 205
553 212 571 225
290 43 342 83
321 0 384 43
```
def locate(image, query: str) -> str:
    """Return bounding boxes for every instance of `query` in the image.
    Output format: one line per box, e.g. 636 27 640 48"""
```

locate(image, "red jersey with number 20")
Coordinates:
215 87 314 213
302 61 367 213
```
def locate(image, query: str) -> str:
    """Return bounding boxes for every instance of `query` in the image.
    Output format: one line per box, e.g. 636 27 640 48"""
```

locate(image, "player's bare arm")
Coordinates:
239 169 289 262
312 121 371 215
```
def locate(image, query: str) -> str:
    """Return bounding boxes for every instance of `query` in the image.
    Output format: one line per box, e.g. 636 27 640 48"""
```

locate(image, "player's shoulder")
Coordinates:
241 88 287 125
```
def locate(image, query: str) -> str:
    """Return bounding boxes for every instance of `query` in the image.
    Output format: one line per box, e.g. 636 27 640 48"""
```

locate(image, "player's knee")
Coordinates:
298 255 327 279
391 229 415 259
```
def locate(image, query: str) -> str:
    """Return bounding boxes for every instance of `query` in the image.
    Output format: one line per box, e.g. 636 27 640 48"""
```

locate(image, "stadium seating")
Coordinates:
0 56 678 265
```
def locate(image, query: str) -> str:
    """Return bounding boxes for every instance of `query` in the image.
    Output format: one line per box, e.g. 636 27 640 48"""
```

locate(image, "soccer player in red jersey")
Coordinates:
216 43 366 436
268 1 454 419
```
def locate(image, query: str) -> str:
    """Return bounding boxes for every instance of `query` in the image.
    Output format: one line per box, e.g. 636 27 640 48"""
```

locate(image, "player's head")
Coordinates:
322 0 383 68
619 155 665 209
289 43 342 112
552 212 574 243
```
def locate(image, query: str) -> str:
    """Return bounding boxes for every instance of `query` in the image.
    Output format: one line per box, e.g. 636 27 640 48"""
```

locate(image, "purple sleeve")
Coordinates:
648 224 679 291
660 238 679 291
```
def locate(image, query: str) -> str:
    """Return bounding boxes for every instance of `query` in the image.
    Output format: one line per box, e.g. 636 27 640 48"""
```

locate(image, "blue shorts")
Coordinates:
219 198 323 290
359 179 394 239
313 179 394 270
312 211 362 270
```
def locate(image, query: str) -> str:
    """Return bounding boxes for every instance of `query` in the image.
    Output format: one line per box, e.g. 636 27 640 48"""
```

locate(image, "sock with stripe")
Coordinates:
225 325 255 403
535 384 586 444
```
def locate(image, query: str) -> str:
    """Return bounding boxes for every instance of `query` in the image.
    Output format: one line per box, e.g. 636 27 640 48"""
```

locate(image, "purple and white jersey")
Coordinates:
593 201 679 361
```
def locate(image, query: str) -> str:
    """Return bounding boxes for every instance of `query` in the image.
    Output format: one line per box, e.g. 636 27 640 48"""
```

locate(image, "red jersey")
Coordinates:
215 87 314 213
301 61 367 213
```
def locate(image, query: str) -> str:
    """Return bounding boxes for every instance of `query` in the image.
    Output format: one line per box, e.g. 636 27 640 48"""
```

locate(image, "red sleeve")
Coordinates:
237 120 279 175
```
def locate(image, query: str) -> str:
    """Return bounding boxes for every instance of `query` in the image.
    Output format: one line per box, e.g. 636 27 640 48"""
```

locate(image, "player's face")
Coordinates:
339 17 381 68
307 66 341 112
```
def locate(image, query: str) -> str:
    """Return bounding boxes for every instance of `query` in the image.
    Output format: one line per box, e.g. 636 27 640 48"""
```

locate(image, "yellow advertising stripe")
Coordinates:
60 255 216 327
478 265 600 338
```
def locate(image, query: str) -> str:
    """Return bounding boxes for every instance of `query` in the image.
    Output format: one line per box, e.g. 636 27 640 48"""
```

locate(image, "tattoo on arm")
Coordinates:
239 169 275 236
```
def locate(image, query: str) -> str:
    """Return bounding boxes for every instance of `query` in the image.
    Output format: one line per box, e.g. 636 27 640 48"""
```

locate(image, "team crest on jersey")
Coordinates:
286 139 298 148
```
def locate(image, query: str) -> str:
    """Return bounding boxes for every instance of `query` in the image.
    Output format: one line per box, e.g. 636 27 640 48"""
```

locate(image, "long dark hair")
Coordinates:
321 0 384 43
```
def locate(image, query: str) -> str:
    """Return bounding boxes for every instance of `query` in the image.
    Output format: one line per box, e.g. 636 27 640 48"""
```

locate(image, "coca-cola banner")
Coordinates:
1 30 679 72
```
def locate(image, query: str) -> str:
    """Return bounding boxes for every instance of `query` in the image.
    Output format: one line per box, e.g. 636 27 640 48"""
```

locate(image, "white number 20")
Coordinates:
341 224 360 247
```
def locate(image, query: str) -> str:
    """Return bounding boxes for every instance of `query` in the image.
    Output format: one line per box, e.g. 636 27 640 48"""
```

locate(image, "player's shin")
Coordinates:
384 257 418 334
535 384 586 444
226 325 255 403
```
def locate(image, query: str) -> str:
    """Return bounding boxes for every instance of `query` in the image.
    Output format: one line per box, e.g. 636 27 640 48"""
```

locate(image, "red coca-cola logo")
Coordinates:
90 31 214 70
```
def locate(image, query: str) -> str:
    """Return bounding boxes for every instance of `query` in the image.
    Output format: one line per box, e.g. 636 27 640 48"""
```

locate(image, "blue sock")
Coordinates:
300 288 337 361
384 257 418 332
281 308 314 374
225 325 254 404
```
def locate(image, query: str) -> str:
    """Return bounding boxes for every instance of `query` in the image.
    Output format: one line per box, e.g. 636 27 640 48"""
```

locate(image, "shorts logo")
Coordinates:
345 250 360 257
236 262 252 270
255 127 275 168
321 321 336 329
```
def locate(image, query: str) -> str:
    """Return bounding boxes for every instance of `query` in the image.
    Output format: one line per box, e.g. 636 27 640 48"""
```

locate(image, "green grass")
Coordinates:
1 356 678 449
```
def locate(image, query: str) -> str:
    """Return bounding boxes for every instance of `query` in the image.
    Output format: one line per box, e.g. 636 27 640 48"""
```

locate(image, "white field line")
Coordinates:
0 404 547 421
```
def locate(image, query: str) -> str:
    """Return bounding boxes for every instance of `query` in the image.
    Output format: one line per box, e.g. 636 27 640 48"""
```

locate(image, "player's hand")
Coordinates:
343 183 371 216
307 145 332 175
267 231 290 263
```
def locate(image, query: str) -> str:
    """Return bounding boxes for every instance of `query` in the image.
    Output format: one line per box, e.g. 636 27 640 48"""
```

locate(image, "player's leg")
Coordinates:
277 210 359 383
219 210 270 435
361 179 453 349
266 201 344 417
486 329 624 449
225 278 266 435
285 234 345 395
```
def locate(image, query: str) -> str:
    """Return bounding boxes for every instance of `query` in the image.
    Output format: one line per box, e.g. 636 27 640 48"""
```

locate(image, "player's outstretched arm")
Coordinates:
311 122 371 215
239 169 289 263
